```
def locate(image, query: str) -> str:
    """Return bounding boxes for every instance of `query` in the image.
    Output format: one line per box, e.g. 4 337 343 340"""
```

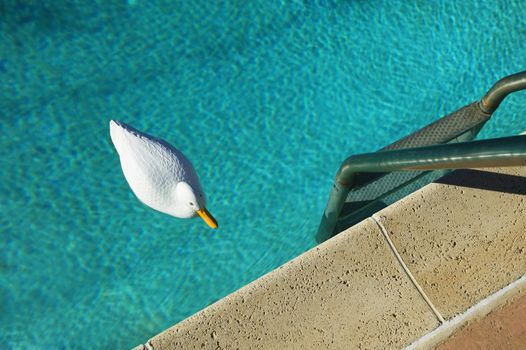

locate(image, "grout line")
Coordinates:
405 273 526 350
371 215 445 323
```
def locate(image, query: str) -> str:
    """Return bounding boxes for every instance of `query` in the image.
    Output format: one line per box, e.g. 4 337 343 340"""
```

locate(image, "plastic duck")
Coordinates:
109 120 218 229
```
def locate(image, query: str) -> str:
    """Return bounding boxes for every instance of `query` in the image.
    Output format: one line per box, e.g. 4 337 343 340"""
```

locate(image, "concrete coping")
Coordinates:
134 141 526 349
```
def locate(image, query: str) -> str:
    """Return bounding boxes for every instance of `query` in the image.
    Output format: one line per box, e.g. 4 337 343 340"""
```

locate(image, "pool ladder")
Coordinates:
317 70 526 243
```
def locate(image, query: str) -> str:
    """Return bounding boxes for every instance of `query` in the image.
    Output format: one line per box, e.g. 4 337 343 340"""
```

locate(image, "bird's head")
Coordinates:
174 181 218 229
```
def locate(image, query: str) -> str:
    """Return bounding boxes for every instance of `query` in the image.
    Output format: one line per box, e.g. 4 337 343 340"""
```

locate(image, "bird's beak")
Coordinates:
196 208 218 229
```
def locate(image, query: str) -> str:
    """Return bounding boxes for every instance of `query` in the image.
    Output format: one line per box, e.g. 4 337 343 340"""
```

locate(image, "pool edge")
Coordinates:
133 132 526 350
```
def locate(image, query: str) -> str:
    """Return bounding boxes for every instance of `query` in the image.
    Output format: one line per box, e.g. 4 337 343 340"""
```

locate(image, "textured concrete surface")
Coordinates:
135 154 526 349
375 165 526 319
406 273 526 350
143 219 439 350
436 291 526 350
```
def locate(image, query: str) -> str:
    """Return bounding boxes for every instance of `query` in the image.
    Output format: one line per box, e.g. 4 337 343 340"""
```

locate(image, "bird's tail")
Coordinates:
109 120 127 154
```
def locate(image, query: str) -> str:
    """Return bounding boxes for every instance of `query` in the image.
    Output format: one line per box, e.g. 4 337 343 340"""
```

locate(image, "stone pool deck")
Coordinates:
435 292 526 350
133 162 526 349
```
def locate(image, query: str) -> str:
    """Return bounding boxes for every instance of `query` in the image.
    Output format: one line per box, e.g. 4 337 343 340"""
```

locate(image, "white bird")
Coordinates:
109 120 218 229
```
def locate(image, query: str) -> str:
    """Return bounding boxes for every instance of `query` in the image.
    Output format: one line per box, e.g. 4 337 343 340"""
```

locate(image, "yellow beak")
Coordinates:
196 208 218 229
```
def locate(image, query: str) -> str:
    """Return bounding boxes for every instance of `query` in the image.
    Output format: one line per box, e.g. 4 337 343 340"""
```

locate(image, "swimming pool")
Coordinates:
1 1 525 348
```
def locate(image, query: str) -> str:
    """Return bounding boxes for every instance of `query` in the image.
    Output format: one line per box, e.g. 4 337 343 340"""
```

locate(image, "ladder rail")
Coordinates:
480 70 526 113
317 70 526 243
317 135 526 243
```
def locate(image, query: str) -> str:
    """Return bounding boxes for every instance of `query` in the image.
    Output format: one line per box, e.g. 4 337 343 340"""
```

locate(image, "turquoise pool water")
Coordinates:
1 1 525 348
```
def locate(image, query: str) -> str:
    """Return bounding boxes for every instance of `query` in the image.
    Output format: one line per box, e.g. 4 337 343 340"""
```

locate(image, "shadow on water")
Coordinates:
0 1 129 34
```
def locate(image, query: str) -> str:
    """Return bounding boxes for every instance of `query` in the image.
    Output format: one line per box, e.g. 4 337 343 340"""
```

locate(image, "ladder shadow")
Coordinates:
434 169 526 195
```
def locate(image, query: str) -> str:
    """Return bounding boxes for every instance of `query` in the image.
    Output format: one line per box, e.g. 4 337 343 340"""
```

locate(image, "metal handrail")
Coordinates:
480 70 526 113
317 135 526 243
317 70 526 243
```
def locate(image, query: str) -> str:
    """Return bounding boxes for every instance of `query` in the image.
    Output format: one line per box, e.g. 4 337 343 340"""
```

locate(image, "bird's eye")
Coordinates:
189 202 195 206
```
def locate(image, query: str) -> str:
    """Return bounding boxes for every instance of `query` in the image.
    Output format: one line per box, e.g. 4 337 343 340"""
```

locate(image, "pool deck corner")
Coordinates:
134 150 526 349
